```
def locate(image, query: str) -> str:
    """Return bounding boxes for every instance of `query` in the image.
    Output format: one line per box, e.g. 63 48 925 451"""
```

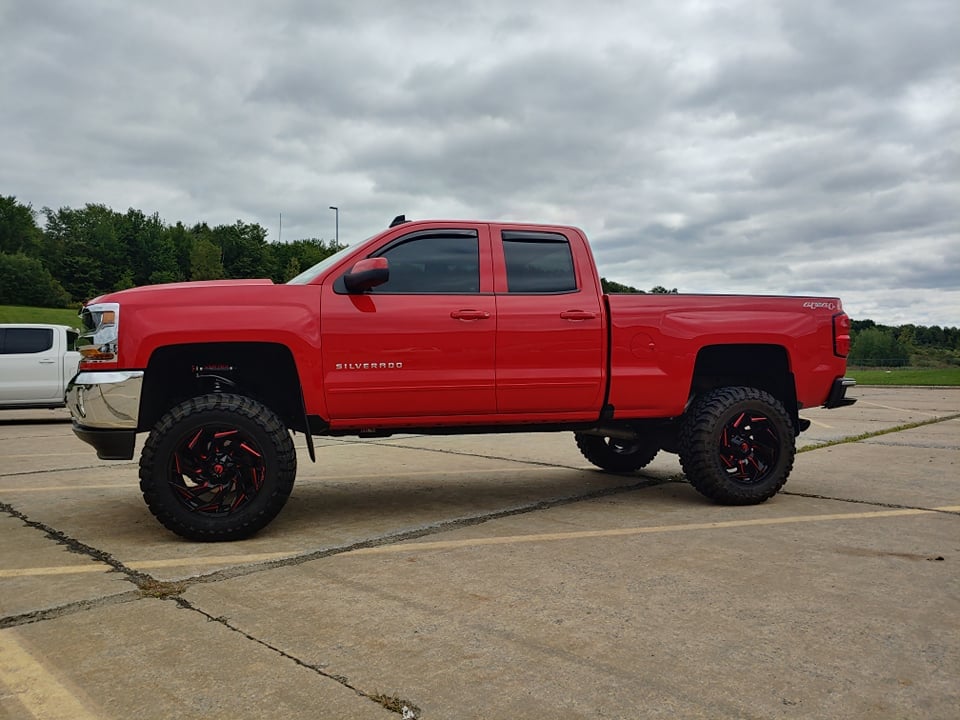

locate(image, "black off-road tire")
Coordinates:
574 432 659 472
678 386 795 505
139 393 297 541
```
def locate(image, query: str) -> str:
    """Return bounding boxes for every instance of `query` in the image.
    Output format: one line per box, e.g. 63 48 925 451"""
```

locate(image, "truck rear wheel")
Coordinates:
574 433 659 472
679 386 794 504
139 393 297 541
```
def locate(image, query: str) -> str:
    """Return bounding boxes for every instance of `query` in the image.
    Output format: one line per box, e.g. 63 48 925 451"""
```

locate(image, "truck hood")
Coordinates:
87 279 275 305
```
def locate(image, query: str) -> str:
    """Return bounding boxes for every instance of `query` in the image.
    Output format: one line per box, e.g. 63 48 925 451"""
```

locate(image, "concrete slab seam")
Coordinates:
797 412 960 453
0 500 173 630
171 596 422 719
344 505 960 556
781 491 960 516
0 462 138 479
177 475 674 588
0 477 672 628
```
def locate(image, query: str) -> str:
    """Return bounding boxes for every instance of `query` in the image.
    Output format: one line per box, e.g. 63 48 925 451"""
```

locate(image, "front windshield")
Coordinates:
286 243 358 285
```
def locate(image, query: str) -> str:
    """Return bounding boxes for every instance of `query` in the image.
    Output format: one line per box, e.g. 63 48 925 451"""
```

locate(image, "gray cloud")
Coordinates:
1 0 957 325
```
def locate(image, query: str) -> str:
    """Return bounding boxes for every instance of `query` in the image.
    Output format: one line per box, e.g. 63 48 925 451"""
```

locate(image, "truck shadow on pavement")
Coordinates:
274 470 691 529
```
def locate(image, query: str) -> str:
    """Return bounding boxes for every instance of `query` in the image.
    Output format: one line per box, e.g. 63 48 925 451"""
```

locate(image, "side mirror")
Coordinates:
343 257 389 293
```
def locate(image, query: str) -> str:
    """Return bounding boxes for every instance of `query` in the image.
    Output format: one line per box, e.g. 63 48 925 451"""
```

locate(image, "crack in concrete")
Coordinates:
0 476 671 628
797 413 960 454
0 462 137 479
0 500 170 629
779 491 960 516
3 408 957 717
182 474 673 587
0 500 152 584
0 591 142 630
172 595 422 718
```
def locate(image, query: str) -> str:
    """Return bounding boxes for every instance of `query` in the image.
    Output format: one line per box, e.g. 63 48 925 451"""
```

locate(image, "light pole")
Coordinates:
329 206 339 246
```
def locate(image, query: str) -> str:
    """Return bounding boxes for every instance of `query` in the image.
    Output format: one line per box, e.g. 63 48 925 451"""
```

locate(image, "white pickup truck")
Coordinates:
0 324 81 409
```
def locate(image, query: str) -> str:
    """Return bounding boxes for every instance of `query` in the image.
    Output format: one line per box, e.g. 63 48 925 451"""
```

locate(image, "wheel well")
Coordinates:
138 342 306 433
690 344 800 429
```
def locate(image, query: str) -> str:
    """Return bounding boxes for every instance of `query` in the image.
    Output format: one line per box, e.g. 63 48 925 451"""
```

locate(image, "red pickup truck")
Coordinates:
66 218 855 540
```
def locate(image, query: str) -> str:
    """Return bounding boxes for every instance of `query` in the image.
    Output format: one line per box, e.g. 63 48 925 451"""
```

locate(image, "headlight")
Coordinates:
78 302 120 362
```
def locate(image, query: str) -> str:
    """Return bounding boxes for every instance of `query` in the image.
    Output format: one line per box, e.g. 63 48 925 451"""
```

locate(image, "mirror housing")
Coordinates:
343 257 389 293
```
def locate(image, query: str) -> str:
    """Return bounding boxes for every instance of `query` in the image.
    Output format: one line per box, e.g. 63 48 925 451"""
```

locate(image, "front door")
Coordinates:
321 228 497 420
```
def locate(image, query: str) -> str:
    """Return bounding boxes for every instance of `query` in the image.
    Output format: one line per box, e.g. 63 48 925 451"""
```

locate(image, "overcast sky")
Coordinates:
2 0 957 326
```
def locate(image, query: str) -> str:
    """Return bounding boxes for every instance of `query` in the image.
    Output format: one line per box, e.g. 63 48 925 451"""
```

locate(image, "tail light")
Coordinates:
833 312 851 357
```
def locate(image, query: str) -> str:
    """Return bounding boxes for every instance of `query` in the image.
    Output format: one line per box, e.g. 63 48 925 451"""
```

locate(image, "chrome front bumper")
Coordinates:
65 371 144 459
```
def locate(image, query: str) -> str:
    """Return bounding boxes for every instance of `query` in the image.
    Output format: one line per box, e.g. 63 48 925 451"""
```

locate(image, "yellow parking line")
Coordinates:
805 418 833 429
0 629 100 720
0 553 299 579
128 553 297 571
0 564 109 578
3 506 957 579
348 505 960 556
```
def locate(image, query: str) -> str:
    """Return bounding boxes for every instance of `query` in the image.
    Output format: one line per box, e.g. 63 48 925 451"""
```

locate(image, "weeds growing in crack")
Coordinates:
371 694 421 718
138 579 188 599
798 413 960 453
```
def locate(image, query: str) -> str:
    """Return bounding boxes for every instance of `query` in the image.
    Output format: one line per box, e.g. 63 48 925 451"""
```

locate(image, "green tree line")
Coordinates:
848 320 959 367
600 278 678 294
0 196 341 306
1 195 955 364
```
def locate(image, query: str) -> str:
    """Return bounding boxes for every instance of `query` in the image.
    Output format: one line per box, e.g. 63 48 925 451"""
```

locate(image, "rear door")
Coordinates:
321 226 497 420
493 230 605 415
0 327 61 403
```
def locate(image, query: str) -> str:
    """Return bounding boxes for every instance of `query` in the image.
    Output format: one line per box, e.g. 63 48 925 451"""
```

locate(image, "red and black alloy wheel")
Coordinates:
574 432 659 472
716 410 781 484
170 426 267 514
679 386 795 505
139 393 297 541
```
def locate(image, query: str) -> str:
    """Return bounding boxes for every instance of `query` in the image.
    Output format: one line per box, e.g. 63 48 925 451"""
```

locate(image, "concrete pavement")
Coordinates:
1 387 958 719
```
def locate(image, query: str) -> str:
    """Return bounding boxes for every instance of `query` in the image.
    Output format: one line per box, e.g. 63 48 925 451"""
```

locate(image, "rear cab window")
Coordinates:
500 231 578 294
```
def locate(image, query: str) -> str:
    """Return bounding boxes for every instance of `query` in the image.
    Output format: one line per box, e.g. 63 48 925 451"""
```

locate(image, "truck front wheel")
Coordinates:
139 393 297 541
679 386 795 504
574 433 659 472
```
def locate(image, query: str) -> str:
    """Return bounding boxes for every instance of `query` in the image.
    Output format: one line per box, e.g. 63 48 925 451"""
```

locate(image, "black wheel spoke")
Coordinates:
715 411 781 484
167 424 267 516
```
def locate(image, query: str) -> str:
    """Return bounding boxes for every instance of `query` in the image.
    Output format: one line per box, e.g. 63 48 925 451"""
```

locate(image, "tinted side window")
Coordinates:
502 233 577 293
3 328 54 354
372 234 479 294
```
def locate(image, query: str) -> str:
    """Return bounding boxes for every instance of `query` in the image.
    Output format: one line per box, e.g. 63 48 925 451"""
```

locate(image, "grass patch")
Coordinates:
0 304 80 326
849 367 960 386
799 413 960 453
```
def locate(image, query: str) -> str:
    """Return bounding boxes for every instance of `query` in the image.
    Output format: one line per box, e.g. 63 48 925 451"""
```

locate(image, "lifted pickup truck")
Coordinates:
1 324 80 409
67 218 855 540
